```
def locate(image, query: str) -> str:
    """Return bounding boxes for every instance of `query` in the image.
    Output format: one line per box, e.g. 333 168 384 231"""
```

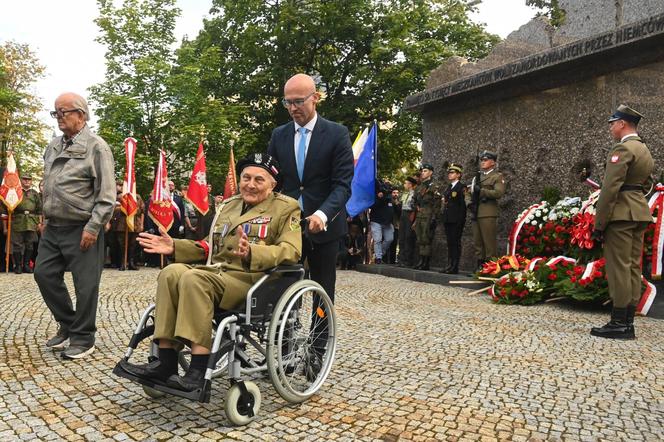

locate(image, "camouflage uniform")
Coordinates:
9 188 42 273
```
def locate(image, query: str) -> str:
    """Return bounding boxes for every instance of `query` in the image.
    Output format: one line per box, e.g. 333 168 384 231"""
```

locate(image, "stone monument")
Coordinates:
405 0 664 277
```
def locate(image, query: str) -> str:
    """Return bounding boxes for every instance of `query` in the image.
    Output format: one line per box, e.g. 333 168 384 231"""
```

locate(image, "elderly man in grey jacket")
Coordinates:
34 92 116 360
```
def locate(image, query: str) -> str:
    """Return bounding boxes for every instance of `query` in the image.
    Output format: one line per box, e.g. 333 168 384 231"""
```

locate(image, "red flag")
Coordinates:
120 137 138 231
148 149 174 232
186 142 209 215
223 146 237 200
0 152 23 212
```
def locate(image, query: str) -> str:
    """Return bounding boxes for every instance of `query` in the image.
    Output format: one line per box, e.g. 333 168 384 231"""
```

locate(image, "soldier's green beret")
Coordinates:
608 104 643 124
406 176 417 185
20 174 32 180
420 163 434 172
447 163 463 174
479 150 497 161
236 152 281 181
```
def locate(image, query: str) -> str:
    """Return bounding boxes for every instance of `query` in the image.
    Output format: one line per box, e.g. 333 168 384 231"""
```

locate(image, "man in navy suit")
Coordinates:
268 74 354 308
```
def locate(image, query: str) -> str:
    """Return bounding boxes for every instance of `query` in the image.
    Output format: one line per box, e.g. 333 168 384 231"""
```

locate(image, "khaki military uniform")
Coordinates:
595 135 654 308
413 178 440 257
9 188 42 254
154 192 302 349
471 170 505 260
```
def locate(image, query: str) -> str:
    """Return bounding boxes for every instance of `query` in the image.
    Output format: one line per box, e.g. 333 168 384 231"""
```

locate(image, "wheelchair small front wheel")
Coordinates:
224 381 261 426
142 385 166 399
266 280 337 403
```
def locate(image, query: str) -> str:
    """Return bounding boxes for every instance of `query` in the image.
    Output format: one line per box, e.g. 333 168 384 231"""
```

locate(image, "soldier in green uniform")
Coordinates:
119 153 301 391
469 151 505 270
591 105 654 340
413 163 440 270
9 174 43 274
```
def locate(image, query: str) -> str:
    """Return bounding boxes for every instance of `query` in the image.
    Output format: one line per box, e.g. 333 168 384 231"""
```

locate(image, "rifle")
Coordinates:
468 150 481 220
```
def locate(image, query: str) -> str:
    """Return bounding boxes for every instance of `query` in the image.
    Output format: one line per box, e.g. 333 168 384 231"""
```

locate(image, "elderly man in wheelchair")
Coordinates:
115 153 336 424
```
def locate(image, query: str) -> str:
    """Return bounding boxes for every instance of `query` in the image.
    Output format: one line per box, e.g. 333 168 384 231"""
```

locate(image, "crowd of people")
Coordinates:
339 151 506 274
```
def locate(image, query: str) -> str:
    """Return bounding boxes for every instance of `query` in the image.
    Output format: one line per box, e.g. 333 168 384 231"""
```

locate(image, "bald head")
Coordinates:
283 73 319 126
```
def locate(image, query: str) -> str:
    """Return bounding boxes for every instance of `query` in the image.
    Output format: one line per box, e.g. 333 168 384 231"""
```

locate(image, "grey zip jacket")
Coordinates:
42 125 116 236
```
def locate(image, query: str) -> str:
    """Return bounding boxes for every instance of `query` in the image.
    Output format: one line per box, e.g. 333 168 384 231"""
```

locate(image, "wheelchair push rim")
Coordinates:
266 280 337 403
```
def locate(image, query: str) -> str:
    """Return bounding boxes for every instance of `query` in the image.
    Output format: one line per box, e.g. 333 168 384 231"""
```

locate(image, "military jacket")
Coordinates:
173 192 302 273
442 181 466 224
595 135 654 231
11 189 42 232
472 170 505 218
414 178 441 217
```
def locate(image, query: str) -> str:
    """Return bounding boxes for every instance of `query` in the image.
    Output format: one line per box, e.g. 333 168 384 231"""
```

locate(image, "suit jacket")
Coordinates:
595 135 654 231
442 181 466 224
268 115 354 243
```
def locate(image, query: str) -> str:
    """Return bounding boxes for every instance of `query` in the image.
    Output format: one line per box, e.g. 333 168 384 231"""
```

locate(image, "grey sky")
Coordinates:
0 0 538 133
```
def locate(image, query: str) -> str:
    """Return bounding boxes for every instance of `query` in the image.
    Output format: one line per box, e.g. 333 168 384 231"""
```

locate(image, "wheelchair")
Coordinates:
112 265 337 425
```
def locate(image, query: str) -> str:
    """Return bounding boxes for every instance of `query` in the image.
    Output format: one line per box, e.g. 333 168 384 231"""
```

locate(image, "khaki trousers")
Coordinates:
604 221 649 308
154 264 253 349
472 217 497 260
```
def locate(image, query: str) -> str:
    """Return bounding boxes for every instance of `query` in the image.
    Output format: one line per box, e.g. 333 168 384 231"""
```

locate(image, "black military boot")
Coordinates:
13 253 23 274
413 256 424 270
420 256 430 271
590 307 635 340
626 304 636 334
22 253 33 273
128 260 139 271
446 258 459 274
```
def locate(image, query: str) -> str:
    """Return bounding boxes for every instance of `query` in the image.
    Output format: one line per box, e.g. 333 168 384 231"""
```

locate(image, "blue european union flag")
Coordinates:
346 123 376 217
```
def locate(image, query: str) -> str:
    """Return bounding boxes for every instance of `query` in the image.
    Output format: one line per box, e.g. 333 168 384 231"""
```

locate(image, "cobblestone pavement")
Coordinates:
1 269 663 441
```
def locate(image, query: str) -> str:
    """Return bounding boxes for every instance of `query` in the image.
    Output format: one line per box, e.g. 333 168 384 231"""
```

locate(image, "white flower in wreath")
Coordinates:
531 220 538 225
570 207 579 215
195 171 207 186
548 213 558 221
535 211 542 217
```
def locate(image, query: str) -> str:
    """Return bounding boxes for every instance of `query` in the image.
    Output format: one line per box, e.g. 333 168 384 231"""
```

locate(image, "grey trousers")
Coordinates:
34 224 104 347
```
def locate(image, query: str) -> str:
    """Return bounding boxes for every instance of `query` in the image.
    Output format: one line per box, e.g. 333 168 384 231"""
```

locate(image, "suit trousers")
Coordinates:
444 222 464 263
604 220 649 308
472 217 497 260
398 211 416 266
34 224 104 347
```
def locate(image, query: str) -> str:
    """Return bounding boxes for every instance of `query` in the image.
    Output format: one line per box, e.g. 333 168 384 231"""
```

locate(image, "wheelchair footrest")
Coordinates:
113 361 211 403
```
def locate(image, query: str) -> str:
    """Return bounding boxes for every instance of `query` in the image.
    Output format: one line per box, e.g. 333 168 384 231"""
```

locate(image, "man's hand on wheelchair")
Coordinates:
137 227 175 255
233 226 251 262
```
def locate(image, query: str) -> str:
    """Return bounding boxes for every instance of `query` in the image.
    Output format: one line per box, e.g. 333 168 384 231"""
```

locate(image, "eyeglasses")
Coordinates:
282 92 315 109
50 109 81 118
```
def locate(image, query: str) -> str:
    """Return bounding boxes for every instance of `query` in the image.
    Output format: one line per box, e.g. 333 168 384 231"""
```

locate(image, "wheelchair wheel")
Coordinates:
266 280 336 403
142 385 166 399
224 381 261 426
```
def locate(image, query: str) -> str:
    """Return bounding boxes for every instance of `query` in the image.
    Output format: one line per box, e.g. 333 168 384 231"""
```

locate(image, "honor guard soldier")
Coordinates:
9 174 43 273
468 150 505 269
413 163 440 270
440 164 466 274
591 105 654 340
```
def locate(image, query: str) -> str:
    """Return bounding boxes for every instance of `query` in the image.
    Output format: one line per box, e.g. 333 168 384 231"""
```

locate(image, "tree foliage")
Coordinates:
180 0 498 181
91 0 497 193
0 41 48 177
526 0 566 27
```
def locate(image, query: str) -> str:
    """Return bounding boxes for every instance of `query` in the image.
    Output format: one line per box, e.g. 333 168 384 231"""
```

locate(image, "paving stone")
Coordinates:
0 270 663 440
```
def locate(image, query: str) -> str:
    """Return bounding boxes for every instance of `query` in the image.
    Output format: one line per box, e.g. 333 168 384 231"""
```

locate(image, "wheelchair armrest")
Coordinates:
266 265 304 274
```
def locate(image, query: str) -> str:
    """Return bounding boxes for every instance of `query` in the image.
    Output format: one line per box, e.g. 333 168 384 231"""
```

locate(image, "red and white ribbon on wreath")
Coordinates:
580 189 601 213
545 256 576 268
647 183 664 279
508 202 547 255
637 276 657 315
580 260 600 280
527 257 543 271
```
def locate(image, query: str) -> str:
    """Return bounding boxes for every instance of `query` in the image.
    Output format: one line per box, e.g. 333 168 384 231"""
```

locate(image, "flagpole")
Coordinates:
5 212 11 273
123 220 129 269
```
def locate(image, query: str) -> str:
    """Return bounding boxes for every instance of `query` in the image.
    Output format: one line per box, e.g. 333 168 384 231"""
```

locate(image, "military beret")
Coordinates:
447 163 463 174
20 174 32 180
608 104 643 125
479 150 497 161
236 152 280 181
406 176 417 185
420 163 434 172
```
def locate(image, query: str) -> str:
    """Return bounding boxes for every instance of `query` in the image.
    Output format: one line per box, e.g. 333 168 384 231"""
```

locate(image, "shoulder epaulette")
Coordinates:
275 192 298 204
